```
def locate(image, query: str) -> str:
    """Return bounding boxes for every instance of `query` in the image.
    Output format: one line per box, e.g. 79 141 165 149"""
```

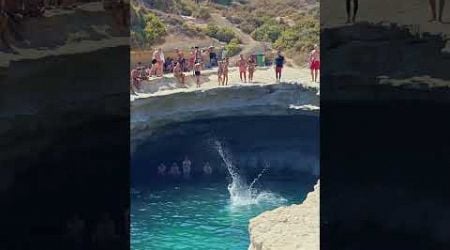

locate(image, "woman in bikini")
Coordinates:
247 56 256 83
237 54 247 83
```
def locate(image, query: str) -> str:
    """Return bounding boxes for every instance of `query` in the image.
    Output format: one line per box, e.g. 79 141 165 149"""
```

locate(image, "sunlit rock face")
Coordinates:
248 181 320 250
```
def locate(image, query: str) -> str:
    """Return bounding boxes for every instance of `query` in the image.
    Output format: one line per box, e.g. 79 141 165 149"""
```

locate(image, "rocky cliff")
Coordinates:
248 181 320 250
131 83 319 152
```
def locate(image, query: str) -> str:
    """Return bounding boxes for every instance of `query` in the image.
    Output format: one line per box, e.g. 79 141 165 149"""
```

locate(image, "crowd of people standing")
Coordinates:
130 44 321 94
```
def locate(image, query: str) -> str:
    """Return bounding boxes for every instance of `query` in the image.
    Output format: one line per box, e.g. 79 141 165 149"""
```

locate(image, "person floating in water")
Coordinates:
182 156 192 178
169 162 181 176
194 63 202 88
203 162 213 175
247 56 256 83
428 0 446 23
346 0 359 23
157 163 167 176
237 54 248 83
274 50 285 83
309 44 320 83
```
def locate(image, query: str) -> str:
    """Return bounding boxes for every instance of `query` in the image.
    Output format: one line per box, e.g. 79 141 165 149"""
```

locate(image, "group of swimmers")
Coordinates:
346 0 446 23
157 156 213 178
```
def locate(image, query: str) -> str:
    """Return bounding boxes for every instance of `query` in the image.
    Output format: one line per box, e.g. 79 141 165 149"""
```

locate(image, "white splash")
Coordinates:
214 140 286 207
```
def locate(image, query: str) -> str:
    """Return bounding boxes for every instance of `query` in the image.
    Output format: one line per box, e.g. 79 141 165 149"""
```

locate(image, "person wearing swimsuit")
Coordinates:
346 0 358 23
309 44 320 82
222 58 229 86
237 54 248 83
217 61 224 86
247 57 256 83
194 63 202 88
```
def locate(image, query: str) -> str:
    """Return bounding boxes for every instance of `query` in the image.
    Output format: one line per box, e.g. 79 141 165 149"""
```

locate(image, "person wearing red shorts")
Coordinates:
309 44 320 82
274 50 285 83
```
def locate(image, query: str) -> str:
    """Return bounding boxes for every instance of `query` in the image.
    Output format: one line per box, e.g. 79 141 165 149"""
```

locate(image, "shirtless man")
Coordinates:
247 56 256 83
222 57 229 86
237 54 248 83
193 62 202 88
309 44 320 82
173 62 186 86
217 60 224 86
152 48 165 77
346 0 359 23
428 0 446 22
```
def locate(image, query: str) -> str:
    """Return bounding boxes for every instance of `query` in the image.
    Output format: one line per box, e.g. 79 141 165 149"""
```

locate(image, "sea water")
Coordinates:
131 141 314 250
131 180 311 250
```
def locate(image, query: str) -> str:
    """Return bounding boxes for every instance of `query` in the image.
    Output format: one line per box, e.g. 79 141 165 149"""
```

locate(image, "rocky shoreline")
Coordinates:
248 181 320 250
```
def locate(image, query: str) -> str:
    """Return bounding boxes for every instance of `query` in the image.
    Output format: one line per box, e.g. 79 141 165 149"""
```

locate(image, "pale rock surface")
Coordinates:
248 181 320 250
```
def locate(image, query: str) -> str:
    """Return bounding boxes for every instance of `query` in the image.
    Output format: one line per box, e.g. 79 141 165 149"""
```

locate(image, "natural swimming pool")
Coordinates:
131 115 319 250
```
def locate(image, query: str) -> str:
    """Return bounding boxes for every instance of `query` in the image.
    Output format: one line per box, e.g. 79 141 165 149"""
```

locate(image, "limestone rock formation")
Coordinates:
248 181 319 250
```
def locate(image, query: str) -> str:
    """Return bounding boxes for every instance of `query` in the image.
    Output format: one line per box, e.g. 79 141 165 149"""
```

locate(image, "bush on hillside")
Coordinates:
251 21 283 43
225 38 241 57
204 24 237 43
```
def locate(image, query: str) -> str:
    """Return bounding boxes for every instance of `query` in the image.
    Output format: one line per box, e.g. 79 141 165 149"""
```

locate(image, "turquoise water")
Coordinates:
131 179 314 250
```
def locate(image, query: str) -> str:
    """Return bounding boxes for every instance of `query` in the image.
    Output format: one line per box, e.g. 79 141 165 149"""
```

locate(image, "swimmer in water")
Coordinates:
203 162 213 175
157 163 166 176
169 163 181 176
182 156 192 178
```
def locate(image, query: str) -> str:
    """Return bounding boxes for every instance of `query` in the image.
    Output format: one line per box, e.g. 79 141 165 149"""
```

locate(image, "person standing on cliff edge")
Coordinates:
428 0 446 23
274 50 285 83
346 0 359 23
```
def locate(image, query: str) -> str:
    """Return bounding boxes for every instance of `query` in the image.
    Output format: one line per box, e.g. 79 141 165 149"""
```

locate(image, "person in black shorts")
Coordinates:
346 0 358 23
194 63 202 88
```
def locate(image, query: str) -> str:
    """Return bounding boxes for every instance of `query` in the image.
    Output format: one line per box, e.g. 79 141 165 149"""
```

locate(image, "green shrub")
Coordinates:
193 6 211 19
204 24 237 43
225 38 241 57
251 21 283 43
